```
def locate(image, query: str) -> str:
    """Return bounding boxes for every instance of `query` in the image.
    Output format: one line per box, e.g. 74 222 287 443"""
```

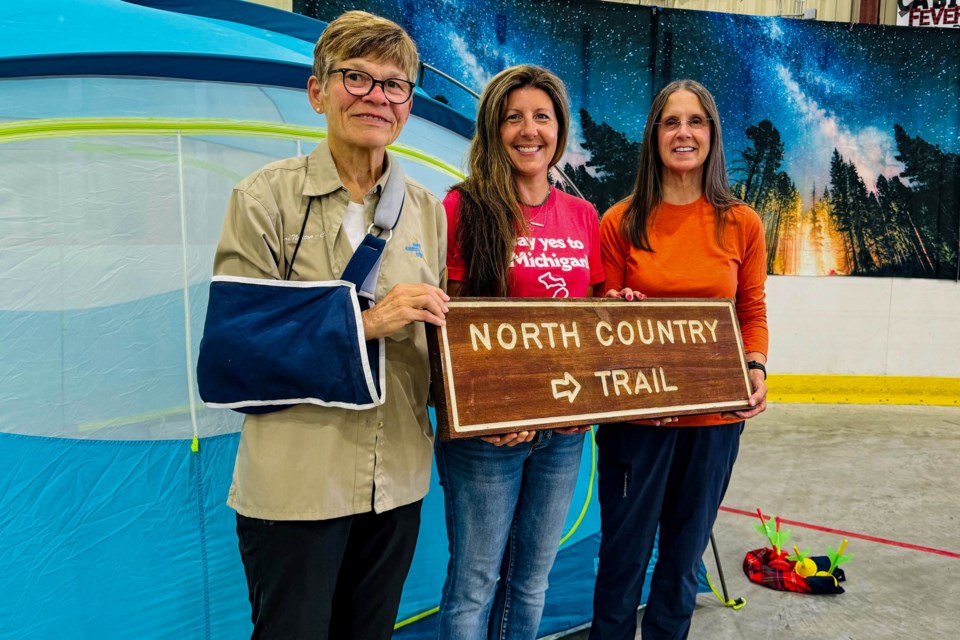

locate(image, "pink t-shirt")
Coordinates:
445 188 605 298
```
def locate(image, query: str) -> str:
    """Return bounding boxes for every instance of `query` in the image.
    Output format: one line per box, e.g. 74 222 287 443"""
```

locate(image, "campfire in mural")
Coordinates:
565 113 957 279
732 121 957 279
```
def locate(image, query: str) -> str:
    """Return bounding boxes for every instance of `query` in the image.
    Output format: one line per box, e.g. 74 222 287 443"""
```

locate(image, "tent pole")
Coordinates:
709 532 731 602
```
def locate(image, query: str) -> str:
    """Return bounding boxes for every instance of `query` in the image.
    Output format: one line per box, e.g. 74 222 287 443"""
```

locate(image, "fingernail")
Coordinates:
626 293 633 301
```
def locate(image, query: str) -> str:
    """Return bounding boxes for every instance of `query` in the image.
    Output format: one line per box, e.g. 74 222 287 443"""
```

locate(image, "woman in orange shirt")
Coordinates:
589 80 768 640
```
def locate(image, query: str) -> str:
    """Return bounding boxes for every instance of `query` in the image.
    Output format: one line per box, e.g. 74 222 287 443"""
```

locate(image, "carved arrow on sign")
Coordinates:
551 372 582 403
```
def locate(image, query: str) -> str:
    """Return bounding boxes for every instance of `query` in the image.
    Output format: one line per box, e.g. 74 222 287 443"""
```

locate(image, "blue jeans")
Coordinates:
435 430 585 640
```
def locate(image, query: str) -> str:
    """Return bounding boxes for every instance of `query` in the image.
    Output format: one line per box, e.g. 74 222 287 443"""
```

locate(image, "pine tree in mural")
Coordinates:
875 174 934 275
827 149 878 274
765 171 802 274
737 120 785 213
892 124 959 278
827 126 959 278
732 120 799 273
562 109 640 215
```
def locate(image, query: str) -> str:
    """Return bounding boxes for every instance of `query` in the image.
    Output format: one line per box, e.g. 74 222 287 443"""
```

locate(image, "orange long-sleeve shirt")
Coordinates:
600 196 768 426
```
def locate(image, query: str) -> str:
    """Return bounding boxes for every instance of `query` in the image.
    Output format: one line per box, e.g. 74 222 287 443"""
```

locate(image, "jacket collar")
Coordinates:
303 139 393 199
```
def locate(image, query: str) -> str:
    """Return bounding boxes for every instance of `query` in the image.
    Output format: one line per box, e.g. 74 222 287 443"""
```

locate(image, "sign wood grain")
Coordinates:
426 298 753 439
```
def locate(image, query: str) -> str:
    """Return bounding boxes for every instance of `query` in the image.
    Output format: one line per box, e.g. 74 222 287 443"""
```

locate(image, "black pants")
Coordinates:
236 500 422 640
589 423 742 640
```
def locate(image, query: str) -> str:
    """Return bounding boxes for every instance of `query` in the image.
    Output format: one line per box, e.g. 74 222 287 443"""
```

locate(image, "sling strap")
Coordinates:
290 160 406 294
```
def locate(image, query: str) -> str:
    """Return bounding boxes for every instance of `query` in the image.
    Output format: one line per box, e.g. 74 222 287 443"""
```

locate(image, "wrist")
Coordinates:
747 360 766 380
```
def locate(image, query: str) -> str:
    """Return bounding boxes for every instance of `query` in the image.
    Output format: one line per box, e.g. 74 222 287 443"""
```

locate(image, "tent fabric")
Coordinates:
0 77 467 440
0 0 313 82
0 2 471 636
0 2 708 638
124 0 328 43
0 0 474 137
0 432 246 639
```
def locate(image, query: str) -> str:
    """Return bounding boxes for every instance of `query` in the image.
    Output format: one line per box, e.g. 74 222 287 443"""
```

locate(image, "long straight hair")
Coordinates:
454 65 570 296
620 79 741 250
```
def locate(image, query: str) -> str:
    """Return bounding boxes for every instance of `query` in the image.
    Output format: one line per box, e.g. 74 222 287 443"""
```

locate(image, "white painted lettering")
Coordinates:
520 323 543 350
656 321 675 344
633 370 653 394
704 319 719 342
497 323 518 350
595 370 612 396
616 321 635 346
689 320 705 344
560 322 580 348
613 370 631 396
541 322 559 348
637 318 655 344
659 367 678 392
596 321 614 347
470 323 491 351
671 320 688 343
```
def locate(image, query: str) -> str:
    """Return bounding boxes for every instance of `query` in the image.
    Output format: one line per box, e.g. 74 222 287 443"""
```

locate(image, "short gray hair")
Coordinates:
313 11 419 86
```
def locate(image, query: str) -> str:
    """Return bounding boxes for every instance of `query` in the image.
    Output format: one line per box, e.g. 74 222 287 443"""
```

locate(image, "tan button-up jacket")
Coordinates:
213 140 446 520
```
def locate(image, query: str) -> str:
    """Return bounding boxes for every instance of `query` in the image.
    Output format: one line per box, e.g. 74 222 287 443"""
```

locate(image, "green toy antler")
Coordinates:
753 510 791 555
826 539 853 574
787 545 812 562
769 517 791 555
753 508 777 545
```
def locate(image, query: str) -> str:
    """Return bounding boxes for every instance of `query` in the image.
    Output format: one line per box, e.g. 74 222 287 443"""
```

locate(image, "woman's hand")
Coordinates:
721 368 767 420
362 283 449 339
481 431 537 446
605 287 647 301
555 426 592 435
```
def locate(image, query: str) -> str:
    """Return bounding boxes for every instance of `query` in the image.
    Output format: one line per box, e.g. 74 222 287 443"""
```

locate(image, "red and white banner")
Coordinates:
897 0 960 28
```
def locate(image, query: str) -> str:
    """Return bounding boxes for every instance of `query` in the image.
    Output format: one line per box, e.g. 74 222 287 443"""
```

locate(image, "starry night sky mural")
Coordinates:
297 0 960 279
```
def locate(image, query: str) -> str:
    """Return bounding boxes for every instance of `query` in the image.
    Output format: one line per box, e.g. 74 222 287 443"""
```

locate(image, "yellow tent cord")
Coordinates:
705 570 746 610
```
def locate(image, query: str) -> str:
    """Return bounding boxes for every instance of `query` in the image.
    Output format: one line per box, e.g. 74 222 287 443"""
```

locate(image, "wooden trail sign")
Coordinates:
426 298 753 439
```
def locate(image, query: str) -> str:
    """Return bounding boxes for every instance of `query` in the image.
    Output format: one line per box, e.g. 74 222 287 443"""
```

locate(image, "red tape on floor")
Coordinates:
720 506 960 559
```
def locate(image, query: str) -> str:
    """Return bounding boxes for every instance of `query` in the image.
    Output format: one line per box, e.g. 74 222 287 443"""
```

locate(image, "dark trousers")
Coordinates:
589 423 742 640
236 500 422 640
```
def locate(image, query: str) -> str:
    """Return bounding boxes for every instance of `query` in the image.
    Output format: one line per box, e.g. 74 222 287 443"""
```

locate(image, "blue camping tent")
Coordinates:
0 2 711 638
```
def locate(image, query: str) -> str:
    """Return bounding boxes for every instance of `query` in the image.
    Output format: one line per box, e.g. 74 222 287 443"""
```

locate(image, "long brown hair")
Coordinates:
454 65 570 296
620 79 741 250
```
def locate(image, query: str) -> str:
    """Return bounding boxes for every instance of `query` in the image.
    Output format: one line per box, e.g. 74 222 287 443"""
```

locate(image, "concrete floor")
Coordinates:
561 403 960 640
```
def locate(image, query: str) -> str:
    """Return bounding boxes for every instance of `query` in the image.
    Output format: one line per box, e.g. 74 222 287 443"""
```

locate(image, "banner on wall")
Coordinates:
300 0 960 281
897 0 960 28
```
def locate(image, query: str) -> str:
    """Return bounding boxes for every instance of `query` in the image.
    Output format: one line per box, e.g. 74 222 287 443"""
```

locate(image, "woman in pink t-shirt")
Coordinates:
435 65 604 640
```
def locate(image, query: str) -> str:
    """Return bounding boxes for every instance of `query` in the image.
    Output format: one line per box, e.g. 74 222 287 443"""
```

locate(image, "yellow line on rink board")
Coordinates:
767 375 960 406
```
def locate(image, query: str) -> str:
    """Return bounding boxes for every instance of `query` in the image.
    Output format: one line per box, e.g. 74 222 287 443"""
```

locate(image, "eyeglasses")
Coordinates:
327 68 415 104
655 116 712 132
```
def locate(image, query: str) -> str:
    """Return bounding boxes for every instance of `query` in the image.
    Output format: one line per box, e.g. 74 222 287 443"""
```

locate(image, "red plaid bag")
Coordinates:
743 547 845 594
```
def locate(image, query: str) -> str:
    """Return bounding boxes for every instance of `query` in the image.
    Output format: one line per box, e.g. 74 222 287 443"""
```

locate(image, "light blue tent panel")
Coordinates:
0 2 714 638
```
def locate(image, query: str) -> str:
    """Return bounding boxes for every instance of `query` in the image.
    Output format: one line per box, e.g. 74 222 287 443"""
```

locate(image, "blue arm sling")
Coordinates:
197 163 405 414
